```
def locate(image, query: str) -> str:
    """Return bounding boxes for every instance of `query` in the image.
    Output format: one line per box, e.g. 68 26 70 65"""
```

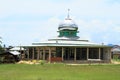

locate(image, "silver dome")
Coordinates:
58 18 78 30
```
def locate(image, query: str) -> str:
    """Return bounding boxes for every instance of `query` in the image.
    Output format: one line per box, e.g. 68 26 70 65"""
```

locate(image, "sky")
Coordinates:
0 0 120 46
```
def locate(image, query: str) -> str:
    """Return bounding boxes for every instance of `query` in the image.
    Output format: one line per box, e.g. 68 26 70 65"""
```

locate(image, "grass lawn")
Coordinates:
0 63 120 80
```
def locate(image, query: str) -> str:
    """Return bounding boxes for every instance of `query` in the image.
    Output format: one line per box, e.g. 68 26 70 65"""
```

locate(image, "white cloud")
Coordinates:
0 0 120 46
114 26 120 32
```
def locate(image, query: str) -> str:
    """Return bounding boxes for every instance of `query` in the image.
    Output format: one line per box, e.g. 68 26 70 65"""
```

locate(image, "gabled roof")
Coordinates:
10 51 20 55
111 45 120 52
10 47 24 51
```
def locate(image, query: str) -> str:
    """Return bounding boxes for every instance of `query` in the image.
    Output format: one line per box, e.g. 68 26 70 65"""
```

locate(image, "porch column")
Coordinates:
43 47 45 60
20 46 22 60
27 48 29 60
62 47 64 61
87 48 89 60
98 48 101 59
108 48 111 62
74 47 76 62
22 48 25 60
32 47 34 60
39 48 42 59
49 47 51 62
109 48 111 61
37 47 40 60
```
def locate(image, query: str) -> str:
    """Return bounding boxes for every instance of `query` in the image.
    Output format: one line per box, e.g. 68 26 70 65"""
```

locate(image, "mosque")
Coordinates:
22 10 111 63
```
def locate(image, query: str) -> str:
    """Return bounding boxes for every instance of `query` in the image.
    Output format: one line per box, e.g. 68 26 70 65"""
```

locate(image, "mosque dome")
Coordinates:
58 9 78 31
58 18 78 31
58 9 79 38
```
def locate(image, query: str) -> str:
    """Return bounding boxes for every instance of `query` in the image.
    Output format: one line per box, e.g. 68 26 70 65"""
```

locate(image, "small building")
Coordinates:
0 52 20 63
111 45 120 59
10 47 25 60
22 12 111 63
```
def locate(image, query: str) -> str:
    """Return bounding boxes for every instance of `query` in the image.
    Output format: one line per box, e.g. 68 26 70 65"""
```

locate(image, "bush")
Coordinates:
38 60 45 65
0 46 5 54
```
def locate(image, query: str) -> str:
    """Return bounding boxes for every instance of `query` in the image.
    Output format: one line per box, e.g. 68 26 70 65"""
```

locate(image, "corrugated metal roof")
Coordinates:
10 51 20 55
21 40 110 48
32 40 100 45
20 36 111 48
10 47 24 51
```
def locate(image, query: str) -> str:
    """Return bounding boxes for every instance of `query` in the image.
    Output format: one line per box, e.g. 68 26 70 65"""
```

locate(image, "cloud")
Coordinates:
0 16 61 46
0 0 120 46
114 26 120 32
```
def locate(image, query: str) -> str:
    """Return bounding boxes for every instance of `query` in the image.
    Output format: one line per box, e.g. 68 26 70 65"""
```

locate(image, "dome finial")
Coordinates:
67 9 70 19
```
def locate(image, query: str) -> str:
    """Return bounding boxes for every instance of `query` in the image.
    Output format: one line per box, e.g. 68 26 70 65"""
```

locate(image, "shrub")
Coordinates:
38 60 45 65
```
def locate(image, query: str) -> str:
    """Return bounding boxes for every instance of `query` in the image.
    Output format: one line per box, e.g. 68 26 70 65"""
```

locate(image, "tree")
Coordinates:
0 37 1 44
0 37 4 54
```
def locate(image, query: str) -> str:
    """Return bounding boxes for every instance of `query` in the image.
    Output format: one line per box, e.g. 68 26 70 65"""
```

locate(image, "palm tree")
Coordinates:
0 37 4 54
0 37 2 44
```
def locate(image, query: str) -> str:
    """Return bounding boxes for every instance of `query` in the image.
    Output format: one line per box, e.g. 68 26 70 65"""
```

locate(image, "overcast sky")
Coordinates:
0 0 120 46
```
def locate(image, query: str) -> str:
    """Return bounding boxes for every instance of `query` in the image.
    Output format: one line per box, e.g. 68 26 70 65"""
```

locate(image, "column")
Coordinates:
98 48 101 59
74 47 76 62
27 48 29 60
43 47 45 60
49 47 51 62
19 46 22 60
23 49 26 60
37 47 40 60
32 47 34 60
87 48 89 60
108 48 111 62
39 48 42 59
104 48 107 60
109 48 111 61
62 47 64 61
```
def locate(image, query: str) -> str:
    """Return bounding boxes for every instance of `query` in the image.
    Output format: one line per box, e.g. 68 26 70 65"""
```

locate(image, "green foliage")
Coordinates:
0 64 120 80
113 55 118 59
0 37 4 54
113 55 120 61
38 60 45 65
0 37 2 45
0 46 4 54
